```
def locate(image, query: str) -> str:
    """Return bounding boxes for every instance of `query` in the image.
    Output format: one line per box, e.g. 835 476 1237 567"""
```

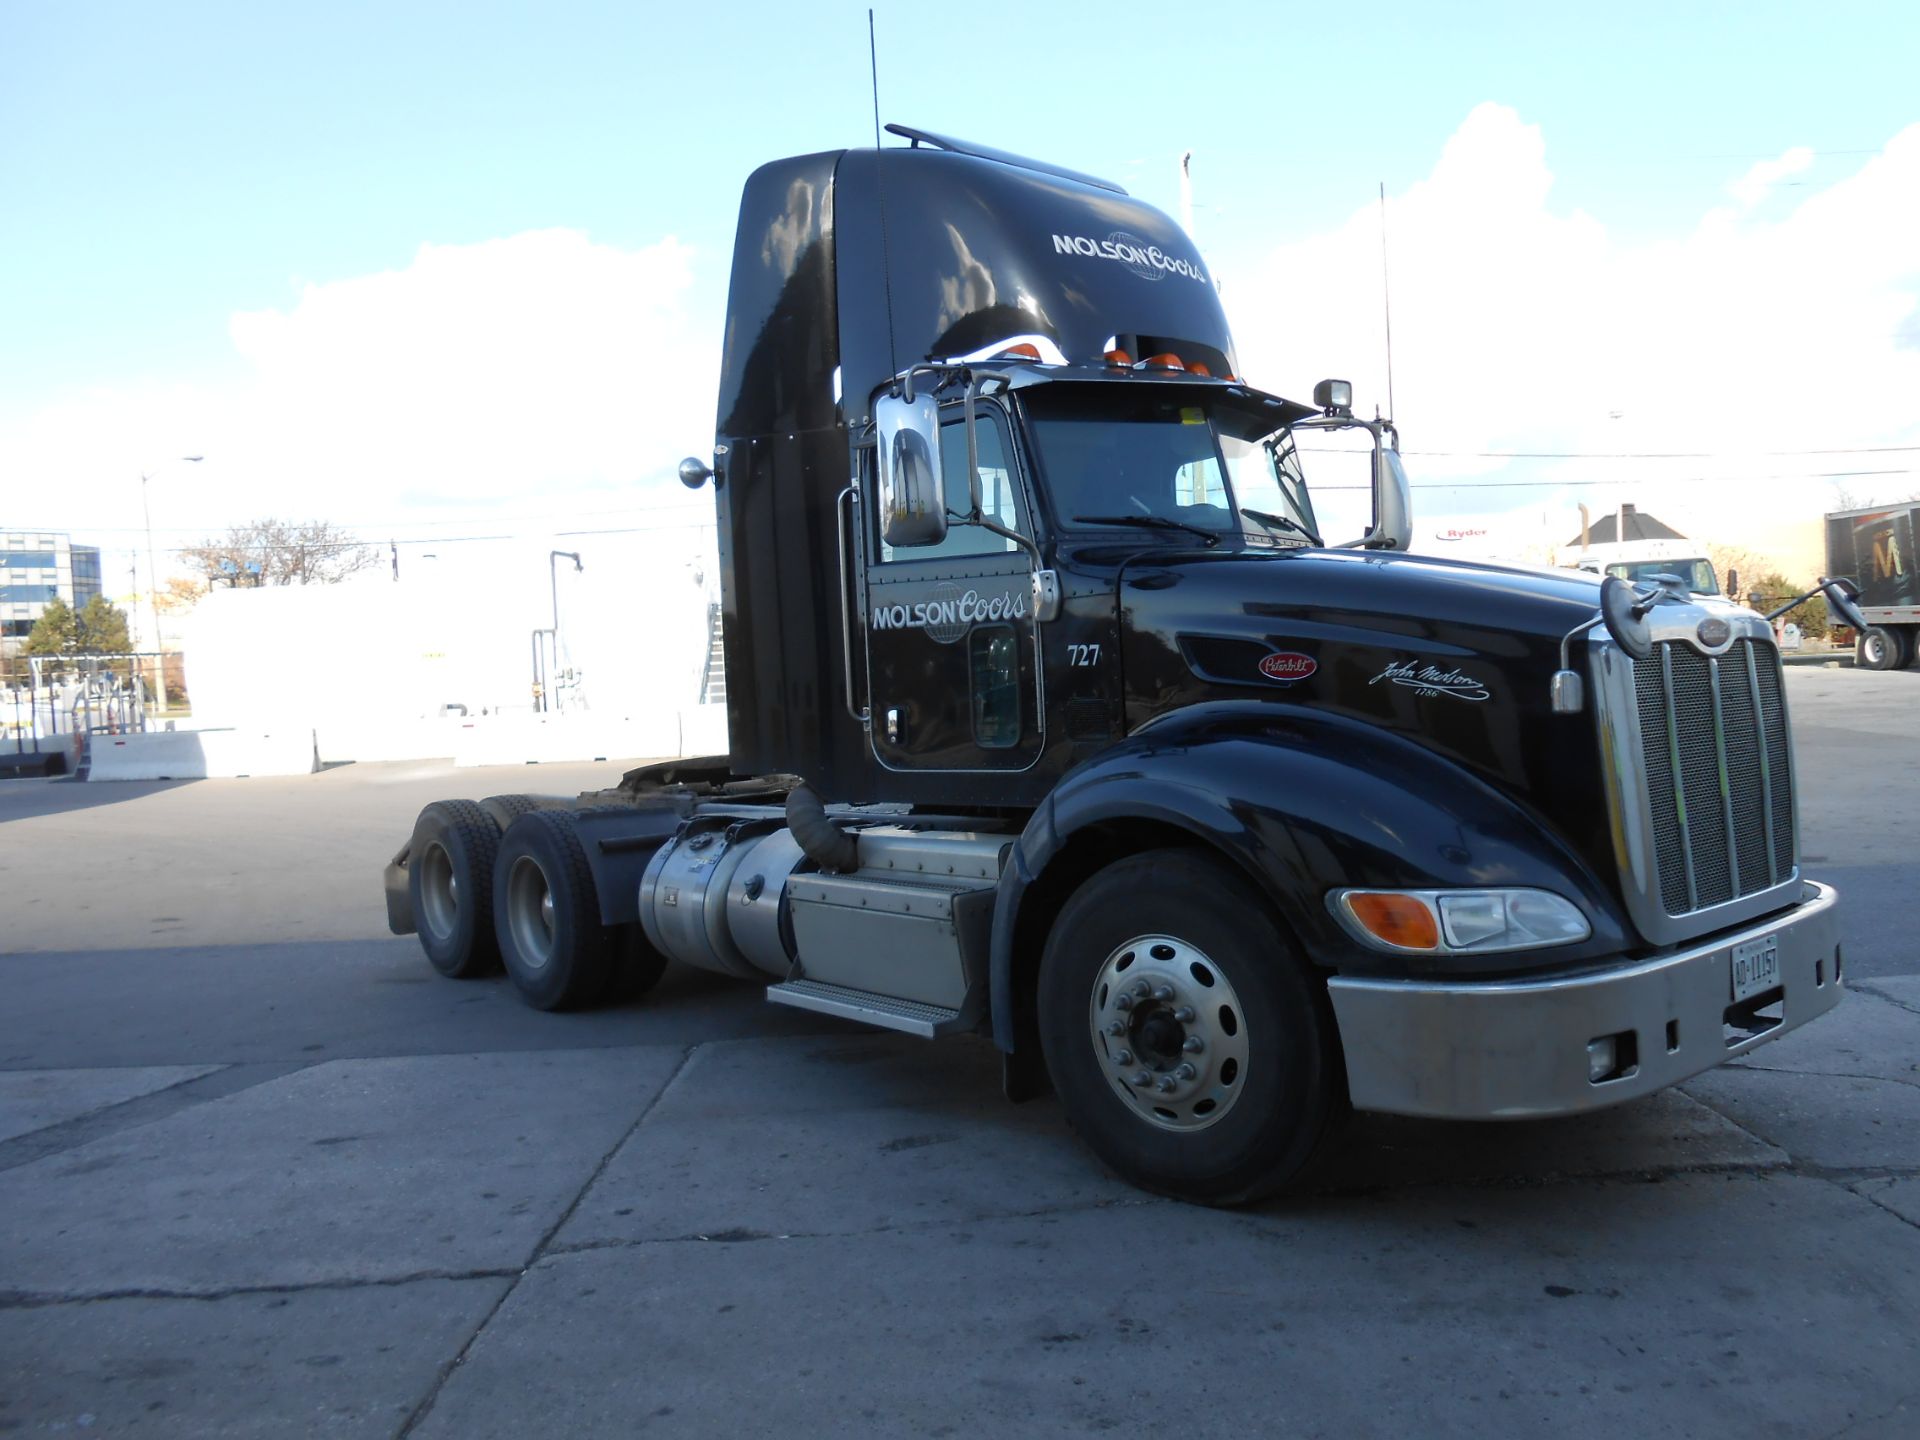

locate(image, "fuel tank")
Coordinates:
1114 546 1615 879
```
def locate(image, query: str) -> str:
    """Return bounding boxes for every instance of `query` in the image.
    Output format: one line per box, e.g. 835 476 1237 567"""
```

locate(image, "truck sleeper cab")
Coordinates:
383 126 1846 1205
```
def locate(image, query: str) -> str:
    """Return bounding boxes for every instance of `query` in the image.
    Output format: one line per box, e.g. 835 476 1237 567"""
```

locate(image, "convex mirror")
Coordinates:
876 391 948 548
1368 445 1412 551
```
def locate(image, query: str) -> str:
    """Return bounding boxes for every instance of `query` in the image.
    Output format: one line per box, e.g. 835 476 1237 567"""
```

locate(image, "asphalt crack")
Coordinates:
0 1062 312 1174
1854 981 1920 1019
0 1265 520 1311
540 1191 1167 1258
393 1042 699 1439
1724 1061 1920 1091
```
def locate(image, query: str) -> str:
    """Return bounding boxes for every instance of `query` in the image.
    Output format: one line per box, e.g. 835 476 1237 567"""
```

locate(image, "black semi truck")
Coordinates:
384 126 1853 1204
1826 503 1919 670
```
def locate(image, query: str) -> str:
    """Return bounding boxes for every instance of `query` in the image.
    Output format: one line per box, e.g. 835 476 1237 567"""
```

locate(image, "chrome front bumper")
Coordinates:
1326 881 1843 1119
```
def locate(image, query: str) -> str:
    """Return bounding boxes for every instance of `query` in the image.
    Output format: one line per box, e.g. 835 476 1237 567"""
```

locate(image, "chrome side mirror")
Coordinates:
875 391 949 549
1366 445 1412 551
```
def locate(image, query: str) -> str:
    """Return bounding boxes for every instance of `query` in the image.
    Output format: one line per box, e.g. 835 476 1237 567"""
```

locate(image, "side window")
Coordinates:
969 625 1021 747
878 410 1028 563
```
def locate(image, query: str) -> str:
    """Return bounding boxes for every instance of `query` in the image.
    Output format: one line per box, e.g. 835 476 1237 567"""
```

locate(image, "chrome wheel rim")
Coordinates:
506 856 556 971
419 841 459 940
1088 934 1249 1132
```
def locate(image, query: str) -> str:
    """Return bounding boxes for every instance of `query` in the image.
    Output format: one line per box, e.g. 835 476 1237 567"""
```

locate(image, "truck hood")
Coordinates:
1113 545 1611 878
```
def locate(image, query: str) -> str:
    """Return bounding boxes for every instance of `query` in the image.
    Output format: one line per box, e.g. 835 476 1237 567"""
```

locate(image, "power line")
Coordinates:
1298 445 1920 459
1409 445 1920 459
1309 466 1919 492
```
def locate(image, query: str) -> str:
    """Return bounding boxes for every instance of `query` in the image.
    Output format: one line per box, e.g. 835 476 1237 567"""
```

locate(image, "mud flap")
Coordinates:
383 842 415 935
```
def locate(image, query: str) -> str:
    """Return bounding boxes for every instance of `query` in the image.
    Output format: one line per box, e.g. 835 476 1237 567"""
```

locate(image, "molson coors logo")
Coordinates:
871 582 1029 644
1051 230 1208 284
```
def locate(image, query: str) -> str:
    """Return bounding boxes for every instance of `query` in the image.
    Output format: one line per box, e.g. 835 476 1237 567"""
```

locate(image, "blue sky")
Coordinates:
3 1 1917 580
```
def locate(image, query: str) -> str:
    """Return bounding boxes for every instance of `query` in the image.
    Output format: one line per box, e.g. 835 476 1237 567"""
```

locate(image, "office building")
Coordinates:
1 530 104 652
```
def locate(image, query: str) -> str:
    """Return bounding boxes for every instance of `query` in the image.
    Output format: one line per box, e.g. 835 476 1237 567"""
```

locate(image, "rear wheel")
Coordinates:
1857 626 1909 671
408 800 502 978
481 793 547 830
492 810 613 1010
1037 849 1345 1205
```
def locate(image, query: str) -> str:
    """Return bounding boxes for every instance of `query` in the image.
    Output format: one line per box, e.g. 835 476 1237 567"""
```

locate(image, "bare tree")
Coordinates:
1703 542 1772 600
182 518 379 588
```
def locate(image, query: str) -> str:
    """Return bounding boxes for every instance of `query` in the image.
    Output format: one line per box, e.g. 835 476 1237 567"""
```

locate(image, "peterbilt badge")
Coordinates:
1258 652 1317 684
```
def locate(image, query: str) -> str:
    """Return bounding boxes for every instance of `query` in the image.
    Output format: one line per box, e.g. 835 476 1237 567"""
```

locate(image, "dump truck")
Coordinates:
384 125 1855 1204
1826 503 1919 669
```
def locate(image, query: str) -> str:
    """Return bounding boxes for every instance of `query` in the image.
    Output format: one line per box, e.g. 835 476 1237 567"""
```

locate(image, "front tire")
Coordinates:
1037 849 1345 1205
408 800 502 978
492 810 614 1011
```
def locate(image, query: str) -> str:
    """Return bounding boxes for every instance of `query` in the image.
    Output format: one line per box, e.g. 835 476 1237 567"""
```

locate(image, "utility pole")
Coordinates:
140 455 202 713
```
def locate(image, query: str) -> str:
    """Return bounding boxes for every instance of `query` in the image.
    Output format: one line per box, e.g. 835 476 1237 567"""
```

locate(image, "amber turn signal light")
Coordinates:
1340 892 1440 951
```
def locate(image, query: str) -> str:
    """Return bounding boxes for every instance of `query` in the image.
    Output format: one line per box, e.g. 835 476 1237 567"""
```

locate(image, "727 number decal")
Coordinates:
1067 644 1103 667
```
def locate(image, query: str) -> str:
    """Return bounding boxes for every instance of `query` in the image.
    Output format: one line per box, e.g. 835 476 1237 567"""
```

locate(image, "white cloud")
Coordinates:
1224 105 1920 569
6 110 1917 592
0 229 722 583
1728 145 1814 211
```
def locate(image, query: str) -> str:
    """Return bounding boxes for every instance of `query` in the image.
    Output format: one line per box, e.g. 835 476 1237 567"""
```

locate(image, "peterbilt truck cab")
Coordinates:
384 125 1850 1204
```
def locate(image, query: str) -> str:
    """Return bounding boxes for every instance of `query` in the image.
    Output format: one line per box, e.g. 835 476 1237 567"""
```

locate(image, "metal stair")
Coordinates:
699 603 726 705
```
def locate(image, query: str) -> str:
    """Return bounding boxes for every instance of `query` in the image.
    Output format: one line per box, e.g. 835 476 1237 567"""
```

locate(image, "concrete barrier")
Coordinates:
313 716 469 765
84 728 319 781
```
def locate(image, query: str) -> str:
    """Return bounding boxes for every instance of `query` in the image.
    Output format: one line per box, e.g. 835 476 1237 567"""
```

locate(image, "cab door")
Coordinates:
865 403 1044 772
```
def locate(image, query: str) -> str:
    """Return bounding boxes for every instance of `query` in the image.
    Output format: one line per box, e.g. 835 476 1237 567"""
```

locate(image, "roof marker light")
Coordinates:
1104 349 1133 367
1139 352 1186 372
996 342 1043 361
1187 361 1212 377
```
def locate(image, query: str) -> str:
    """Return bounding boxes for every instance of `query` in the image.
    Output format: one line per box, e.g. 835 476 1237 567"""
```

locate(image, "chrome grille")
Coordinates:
1628 637 1795 919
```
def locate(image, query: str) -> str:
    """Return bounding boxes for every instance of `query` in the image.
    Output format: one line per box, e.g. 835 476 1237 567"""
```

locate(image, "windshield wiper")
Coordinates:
1072 514 1221 547
1240 507 1322 546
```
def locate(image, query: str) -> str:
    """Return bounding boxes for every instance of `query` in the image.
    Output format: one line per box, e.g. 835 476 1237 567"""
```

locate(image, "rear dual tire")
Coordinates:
409 800 503 979
492 810 668 1011
1857 625 1914 671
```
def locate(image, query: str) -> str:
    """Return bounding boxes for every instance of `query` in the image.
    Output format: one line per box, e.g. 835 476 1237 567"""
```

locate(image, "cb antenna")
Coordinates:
869 9 898 386
1379 180 1395 422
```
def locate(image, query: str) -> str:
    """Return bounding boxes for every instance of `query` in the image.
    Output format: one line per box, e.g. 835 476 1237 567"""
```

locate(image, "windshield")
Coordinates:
1021 388 1319 545
1604 558 1719 595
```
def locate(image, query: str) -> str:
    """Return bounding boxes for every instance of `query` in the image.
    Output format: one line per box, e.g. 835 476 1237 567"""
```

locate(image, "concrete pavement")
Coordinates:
2 668 1917 1437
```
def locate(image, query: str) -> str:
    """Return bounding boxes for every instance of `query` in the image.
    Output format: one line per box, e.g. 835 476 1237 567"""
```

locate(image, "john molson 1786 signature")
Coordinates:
1368 659 1491 702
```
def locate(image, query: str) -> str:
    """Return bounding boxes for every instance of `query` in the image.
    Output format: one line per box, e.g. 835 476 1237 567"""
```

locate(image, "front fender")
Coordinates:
990 702 1629 1051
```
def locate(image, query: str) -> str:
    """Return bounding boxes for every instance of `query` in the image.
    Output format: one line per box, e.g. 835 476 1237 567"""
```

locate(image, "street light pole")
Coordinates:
141 455 203 712
546 550 583 713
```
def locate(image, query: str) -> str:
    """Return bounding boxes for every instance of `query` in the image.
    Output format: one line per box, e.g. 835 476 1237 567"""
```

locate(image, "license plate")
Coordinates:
1732 934 1781 1002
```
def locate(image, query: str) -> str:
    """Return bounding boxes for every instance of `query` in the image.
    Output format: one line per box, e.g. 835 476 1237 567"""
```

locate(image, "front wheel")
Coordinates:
1037 849 1346 1205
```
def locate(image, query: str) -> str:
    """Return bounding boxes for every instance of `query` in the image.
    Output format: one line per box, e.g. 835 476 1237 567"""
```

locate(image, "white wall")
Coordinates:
180 528 720 761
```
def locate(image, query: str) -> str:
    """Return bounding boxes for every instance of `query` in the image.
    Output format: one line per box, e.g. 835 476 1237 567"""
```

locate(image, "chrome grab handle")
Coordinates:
836 485 869 726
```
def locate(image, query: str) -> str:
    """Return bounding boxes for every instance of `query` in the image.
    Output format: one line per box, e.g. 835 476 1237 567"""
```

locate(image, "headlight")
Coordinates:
1329 888 1591 955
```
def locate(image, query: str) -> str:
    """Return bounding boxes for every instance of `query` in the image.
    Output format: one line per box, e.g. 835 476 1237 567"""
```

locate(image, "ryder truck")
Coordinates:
384 126 1854 1204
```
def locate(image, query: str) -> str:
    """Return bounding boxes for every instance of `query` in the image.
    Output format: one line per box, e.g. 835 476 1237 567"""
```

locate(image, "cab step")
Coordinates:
765 978 966 1038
